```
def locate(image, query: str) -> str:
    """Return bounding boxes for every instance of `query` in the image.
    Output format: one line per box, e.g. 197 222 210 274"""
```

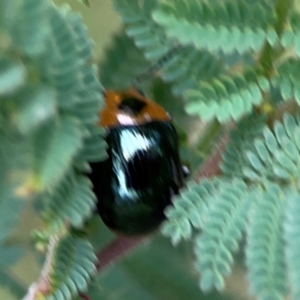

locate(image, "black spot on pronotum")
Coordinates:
118 97 146 116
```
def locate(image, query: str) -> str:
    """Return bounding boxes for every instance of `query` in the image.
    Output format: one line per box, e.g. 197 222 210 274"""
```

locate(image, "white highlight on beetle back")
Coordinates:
121 130 153 161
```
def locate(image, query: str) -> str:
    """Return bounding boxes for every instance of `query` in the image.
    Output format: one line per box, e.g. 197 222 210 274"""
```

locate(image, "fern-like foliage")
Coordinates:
162 179 221 245
153 0 278 54
42 170 96 229
194 180 251 292
232 113 300 183
163 113 300 300
281 11 300 55
112 0 225 97
273 59 300 104
246 184 287 299
46 234 97 300
220 113 267 178
112 0 272 122
185 69 270 122
285 189 300 300
0 0 106 298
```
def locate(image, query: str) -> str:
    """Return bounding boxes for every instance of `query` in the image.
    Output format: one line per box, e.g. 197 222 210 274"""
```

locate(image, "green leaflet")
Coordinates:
30 117 83 191
1 0 50 56
43 170 96 229
220 113 267 177
0 127 29 242
184 70 270 122
239 114 300 184
194 179 251 291
153 0 278 53
273 59 300 104
222 113 300 184
285 189 300 300
161 47 225 97
246 184 287 300
113 0 173 60
0 56 26 96
281 12 300 56
46 234 97 300
162 179 221 245
11 84 56 135
74 126 107 172
162 177 254 291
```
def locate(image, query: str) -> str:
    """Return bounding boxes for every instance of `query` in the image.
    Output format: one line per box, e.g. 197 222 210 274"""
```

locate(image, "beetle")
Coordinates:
88 88 185 235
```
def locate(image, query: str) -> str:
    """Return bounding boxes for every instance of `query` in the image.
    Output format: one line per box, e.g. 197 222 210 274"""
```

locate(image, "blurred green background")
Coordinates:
1 1 254 299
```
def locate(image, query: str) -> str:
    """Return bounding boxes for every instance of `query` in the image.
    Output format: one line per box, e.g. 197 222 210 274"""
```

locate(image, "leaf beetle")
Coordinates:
88 88 185 235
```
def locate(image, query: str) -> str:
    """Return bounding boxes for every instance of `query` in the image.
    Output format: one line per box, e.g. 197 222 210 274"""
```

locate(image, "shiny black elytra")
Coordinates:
88 89 184 235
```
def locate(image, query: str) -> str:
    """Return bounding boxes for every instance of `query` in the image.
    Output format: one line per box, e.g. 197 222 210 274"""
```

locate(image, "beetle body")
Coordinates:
88 89 184 235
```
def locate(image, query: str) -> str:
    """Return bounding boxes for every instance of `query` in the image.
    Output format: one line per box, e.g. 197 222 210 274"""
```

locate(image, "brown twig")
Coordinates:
96 235 147 271
79 292 91 300
22 235 58 300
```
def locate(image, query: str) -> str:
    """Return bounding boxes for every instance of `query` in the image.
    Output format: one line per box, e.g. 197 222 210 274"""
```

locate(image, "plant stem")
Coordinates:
79 292 91 300
96 236 147 271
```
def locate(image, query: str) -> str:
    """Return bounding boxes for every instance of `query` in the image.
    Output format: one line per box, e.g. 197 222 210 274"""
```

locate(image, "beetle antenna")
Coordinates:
132 44 183 88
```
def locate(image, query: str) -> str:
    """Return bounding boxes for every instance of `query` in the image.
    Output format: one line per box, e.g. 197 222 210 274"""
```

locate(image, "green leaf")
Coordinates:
184 70 268 122
246 184 287 300
153 0 278 53
233 114 300 184
162 179 221 245
43 170 96 229
12 85 56 135
7 0 50 56
0 56 26 96
274 59 300 104
47 234 97 300
31 117 83 191
285 189 300 300
194 179 251 291
220 113 266 177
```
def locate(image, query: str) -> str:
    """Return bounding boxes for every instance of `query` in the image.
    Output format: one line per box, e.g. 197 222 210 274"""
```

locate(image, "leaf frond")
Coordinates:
43 169 96 230
246 184 287 300
184 69 270 122
162 178 221 245
194 179 251 292
281 12 300 56
231 113 300 184
153 0 278 53
284 188 300 300
47 234 97 300
273 59 300 104
220 113 267 177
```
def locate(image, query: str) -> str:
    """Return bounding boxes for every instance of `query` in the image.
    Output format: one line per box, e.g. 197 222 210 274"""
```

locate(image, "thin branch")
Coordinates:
79 292 91 300
96 236 147 271
22 235 58 300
